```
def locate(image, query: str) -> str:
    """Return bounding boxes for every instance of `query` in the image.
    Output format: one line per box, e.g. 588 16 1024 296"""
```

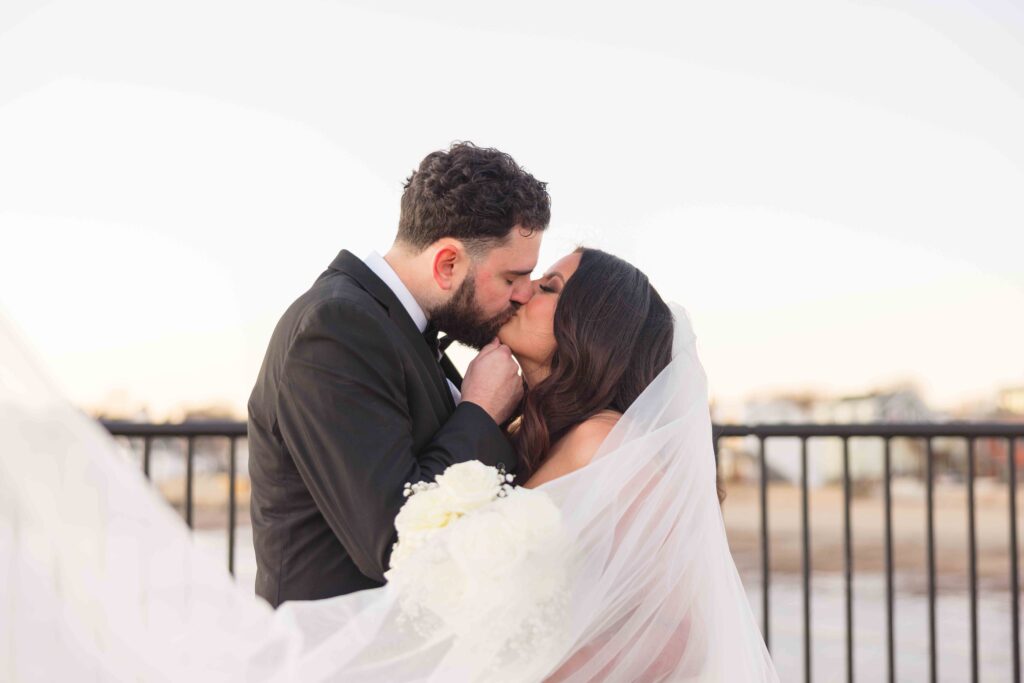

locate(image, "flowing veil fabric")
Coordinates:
0 304 778 681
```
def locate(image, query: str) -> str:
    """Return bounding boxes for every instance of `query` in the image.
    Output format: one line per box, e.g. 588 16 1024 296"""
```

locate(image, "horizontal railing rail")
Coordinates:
714 422 1024 438
103 419 1024 683
101 420 247 437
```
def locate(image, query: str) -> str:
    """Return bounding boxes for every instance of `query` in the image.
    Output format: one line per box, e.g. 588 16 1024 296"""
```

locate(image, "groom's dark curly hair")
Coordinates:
397 142 551 254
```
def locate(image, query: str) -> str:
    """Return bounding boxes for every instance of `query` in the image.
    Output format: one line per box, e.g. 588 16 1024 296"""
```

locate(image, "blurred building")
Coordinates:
809 387 932 485
998 386 1024 416
87 388 152 422
733 386 933 487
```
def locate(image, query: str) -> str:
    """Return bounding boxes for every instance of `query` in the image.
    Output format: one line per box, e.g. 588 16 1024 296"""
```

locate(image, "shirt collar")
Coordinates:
361 251 429 333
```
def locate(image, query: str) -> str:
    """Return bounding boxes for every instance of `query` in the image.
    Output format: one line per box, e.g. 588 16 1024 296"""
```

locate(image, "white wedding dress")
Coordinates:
0 303 778 682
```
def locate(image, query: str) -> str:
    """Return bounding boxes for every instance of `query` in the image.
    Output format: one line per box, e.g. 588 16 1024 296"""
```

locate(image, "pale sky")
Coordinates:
1 0 1022 419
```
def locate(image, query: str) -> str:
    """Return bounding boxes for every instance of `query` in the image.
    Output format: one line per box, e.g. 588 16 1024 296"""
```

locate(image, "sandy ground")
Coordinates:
721 478 1024 591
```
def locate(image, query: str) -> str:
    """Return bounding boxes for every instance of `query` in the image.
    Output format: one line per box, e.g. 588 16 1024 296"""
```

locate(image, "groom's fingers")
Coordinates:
461 337 523 424
477 337 502 356
488 341 515 361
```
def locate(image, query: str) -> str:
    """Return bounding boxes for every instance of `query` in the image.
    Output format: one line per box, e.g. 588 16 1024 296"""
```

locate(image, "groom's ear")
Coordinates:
430 240 466 292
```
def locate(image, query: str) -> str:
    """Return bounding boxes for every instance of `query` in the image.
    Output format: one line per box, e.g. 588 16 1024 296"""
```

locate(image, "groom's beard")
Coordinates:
430 275 518 350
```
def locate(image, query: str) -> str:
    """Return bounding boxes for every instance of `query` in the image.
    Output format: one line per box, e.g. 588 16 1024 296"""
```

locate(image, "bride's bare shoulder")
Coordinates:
523 410 622 488
565 409 621 448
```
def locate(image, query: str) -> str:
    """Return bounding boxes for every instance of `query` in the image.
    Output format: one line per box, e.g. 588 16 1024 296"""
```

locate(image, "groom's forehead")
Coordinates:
486 226 542 271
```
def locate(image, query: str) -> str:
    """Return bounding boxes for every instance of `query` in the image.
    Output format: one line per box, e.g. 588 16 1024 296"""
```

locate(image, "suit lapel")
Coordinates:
328 250 455 414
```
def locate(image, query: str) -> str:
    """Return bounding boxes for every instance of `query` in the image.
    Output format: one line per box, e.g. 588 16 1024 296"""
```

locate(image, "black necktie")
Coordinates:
425 327 462 393
424 325 456 359
423 324 441 360
423 326 461 403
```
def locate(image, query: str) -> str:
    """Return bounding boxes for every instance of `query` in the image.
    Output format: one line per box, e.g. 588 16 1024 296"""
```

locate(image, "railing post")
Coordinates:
926 438 937 683
228 436 237 577
884 437 895 683
842 437 853 683
760 435 771 651
185 437 195 529
801 436 811 683
143 436 152 479
1009 436 1020 683
967 437 978 683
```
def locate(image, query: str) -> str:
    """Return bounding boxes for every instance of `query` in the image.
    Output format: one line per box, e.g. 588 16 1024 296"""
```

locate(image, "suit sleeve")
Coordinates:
275 299 518 582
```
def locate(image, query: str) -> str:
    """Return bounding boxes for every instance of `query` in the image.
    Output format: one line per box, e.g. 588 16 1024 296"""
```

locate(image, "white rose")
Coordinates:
434 460 502 514
444 509 526 584
393 486 456 538
387 484 569 655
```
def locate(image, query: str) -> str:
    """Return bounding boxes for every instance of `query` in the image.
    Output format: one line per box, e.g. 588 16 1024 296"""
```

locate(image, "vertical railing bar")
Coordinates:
143 436 152 480
1009 436 1021 683
228 437 237 577
968 437 979 683
842 437 853 683
926 438 937 683
760 435 771 651
802 436 811 683
185 437 195 530
884 436 895 683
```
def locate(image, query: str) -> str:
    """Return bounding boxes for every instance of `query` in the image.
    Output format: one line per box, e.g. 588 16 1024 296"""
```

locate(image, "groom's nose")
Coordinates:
510 278 534 305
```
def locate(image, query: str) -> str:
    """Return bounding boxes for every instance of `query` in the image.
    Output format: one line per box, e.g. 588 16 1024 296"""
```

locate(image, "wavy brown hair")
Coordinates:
398 141 550 254
509 248 674 477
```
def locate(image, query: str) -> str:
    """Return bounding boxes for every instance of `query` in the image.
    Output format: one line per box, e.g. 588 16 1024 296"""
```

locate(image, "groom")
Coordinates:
247 143 550 607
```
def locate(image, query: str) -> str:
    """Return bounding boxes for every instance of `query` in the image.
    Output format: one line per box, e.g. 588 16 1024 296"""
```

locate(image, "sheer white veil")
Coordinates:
0 304 777 681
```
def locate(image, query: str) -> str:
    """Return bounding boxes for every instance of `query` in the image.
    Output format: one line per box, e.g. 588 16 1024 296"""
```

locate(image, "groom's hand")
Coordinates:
461 338 523 425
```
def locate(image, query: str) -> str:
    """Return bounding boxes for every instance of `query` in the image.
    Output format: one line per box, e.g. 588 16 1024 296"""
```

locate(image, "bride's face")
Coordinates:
498 251 582 369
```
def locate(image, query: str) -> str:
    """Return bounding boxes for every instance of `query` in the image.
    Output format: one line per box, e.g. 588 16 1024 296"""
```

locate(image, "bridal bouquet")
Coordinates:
386 460 516 571
384 461 570 675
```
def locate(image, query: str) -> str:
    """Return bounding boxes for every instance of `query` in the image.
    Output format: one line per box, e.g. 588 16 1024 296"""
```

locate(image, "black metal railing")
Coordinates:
103 420 247 575
713 423 1024 683
103 420 1024 683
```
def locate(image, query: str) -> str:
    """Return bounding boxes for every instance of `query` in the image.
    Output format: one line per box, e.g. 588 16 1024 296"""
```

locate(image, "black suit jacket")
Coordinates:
247 250 518 607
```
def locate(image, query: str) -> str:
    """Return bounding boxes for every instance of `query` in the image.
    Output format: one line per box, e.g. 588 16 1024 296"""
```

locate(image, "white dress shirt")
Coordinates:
362 251 461 404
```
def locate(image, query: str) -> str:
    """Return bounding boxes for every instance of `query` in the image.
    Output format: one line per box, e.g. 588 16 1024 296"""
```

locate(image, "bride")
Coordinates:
0 248 777 681
505 248 715 494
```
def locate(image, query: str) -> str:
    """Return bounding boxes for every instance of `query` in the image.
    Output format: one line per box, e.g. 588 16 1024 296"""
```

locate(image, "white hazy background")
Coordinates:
1 0 1022 419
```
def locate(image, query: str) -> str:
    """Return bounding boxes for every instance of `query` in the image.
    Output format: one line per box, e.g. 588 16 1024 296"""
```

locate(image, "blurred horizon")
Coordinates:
2 0 1023 422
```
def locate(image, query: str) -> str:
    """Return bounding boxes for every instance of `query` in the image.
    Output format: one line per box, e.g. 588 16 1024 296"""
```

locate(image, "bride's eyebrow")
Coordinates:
544 272 565 281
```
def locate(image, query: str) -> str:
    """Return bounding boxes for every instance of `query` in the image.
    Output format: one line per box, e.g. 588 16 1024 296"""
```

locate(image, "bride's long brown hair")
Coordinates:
509 248 674 479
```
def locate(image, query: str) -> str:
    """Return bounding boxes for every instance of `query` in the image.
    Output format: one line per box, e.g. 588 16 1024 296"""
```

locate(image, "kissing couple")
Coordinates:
243 142 778 681
0 142 778 681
